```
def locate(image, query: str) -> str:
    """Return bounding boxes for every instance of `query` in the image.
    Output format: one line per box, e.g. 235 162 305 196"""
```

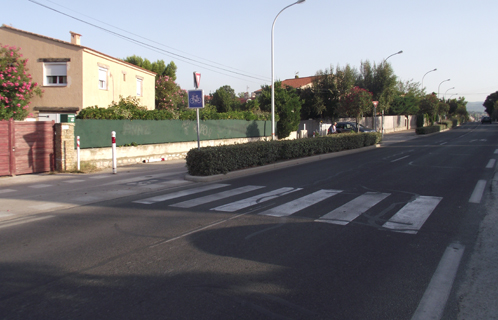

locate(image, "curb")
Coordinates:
185 144 381 183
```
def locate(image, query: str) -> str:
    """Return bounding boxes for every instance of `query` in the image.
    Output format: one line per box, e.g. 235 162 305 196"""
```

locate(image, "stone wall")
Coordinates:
54 123 76 171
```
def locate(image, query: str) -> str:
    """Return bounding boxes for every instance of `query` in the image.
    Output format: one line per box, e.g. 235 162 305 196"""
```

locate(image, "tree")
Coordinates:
356 60 397 114
258 81 302 139
337 86 373 128
163 61 177 81
210 85 240 113
0 44 42 120
483 91 498 118
123 55 169 76
299 64 358 120
390 93 419 116
419 94 439 125
437 101 450 121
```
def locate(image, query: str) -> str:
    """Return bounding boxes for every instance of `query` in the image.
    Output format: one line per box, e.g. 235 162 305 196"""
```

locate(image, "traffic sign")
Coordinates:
188 89 204 109
194 72 201 89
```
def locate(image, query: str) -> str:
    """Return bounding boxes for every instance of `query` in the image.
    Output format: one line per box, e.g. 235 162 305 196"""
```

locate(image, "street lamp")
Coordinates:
421 68 437 92
384 50 403 63
443 87 455 100
271 0 306 140
437 79 451 99
449 93 458 100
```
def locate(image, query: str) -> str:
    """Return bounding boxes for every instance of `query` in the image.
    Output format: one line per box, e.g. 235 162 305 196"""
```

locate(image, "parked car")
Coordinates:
481 116 492 124
329 121 375 134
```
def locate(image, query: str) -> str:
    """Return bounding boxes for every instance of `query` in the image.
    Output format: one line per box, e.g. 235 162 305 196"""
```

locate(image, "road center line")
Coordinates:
411 242 465 320
391 155 410 163
469 180 487 204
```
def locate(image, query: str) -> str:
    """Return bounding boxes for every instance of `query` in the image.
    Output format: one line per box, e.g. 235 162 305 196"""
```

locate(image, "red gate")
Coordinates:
0 119 55 176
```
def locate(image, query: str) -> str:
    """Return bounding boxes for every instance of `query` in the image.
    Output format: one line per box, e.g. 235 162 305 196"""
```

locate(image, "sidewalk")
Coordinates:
0 160 191 219
0 130 421 218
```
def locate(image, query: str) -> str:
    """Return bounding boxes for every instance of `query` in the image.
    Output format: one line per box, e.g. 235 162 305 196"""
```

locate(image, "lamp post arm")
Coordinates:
271 0 305 140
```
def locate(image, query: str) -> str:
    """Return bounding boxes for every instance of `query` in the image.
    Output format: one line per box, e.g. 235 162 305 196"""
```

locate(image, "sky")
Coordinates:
2 0 497 107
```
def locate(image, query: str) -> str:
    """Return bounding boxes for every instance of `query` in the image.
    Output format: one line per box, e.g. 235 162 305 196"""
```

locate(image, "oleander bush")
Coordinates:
186 132 381 176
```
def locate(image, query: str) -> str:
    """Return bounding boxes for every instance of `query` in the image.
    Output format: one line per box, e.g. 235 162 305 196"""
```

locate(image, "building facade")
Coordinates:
0 25 156 120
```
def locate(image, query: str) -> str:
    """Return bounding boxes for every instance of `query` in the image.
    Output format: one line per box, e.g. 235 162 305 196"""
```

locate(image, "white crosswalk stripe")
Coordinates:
132 184 442 234
382 196 442 234
211 187 302 212
170 185 265 208
133 183 230 204
259 189 342 217
316 192 391 225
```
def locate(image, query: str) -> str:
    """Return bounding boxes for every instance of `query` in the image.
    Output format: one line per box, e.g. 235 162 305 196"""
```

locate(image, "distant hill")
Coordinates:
466 101 485 112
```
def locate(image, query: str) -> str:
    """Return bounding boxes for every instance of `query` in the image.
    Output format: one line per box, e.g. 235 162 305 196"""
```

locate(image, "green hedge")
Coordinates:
186 132 381 176
416 126 441 134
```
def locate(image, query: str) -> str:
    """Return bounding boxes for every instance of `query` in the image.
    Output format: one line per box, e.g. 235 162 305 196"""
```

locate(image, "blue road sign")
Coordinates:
188 90 204 109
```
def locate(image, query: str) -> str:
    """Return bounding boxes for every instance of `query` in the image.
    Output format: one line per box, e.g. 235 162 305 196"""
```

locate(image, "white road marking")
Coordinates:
0 212 15 218
391 156 410 163
486 159 496 169
411 242 465 320
0 189 16 194
212 187 301 212
103 172 181 186
29 184 52 189
469 180 487 204
0 215 55 229
495 149 498 154
317 192 390 225
382 196 442 234
29 202 65 211
63 179 86 184
171 185 265 208
259 189 342 217
133 184 230 204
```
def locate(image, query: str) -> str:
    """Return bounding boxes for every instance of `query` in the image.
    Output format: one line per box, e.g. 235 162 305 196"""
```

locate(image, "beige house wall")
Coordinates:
82 50 155 110
0 27 84 114
0 25 156 115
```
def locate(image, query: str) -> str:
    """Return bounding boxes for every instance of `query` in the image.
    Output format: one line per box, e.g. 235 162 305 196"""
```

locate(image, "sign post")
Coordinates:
372 101 379 131
189 72 204 150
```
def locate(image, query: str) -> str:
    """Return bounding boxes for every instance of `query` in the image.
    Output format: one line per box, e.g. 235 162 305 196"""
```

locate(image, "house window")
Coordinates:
99 67 107 90
136 78 143 96
44 63 67 86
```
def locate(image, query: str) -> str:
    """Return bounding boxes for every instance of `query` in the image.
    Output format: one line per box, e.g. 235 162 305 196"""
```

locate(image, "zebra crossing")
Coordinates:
133 184 443 234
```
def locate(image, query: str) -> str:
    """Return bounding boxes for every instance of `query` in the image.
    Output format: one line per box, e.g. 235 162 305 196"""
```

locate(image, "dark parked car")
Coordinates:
329 121 375 134
481 116 492 124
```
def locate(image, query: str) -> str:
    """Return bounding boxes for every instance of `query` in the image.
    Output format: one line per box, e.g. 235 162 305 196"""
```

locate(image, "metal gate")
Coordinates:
0 119 55 176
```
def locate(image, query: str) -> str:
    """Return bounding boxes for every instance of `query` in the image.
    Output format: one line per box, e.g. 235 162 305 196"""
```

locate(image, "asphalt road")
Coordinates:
0 123 496 319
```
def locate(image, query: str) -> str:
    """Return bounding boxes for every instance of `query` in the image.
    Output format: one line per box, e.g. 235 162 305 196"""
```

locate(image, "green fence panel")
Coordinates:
74 119 271 149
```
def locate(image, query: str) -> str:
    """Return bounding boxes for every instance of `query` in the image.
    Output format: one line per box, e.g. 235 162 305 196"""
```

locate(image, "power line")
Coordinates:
28 0 270 84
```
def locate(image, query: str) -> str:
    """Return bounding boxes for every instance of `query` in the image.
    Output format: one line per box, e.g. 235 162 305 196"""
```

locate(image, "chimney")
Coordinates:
70 31 81 45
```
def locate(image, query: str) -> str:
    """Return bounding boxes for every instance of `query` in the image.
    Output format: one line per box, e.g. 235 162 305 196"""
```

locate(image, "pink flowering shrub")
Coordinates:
0 44 42 120
155 75 187 112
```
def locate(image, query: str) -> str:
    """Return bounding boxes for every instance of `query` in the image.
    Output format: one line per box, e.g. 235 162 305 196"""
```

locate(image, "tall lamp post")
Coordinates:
438 79 451 99
384 50 403 63
421 68 437 92
271 0 306 140
443 87 455 100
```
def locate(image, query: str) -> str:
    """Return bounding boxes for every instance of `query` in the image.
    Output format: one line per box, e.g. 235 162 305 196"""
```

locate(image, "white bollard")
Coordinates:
77 136 80 171
111 131 117 174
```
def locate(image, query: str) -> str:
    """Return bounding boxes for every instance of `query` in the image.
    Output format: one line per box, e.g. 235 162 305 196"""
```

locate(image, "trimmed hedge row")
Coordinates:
416 125 441 134
186 132 381 176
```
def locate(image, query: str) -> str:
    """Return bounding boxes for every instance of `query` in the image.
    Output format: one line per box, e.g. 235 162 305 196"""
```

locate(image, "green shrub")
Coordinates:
186 132 381 176
415 126 441 134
